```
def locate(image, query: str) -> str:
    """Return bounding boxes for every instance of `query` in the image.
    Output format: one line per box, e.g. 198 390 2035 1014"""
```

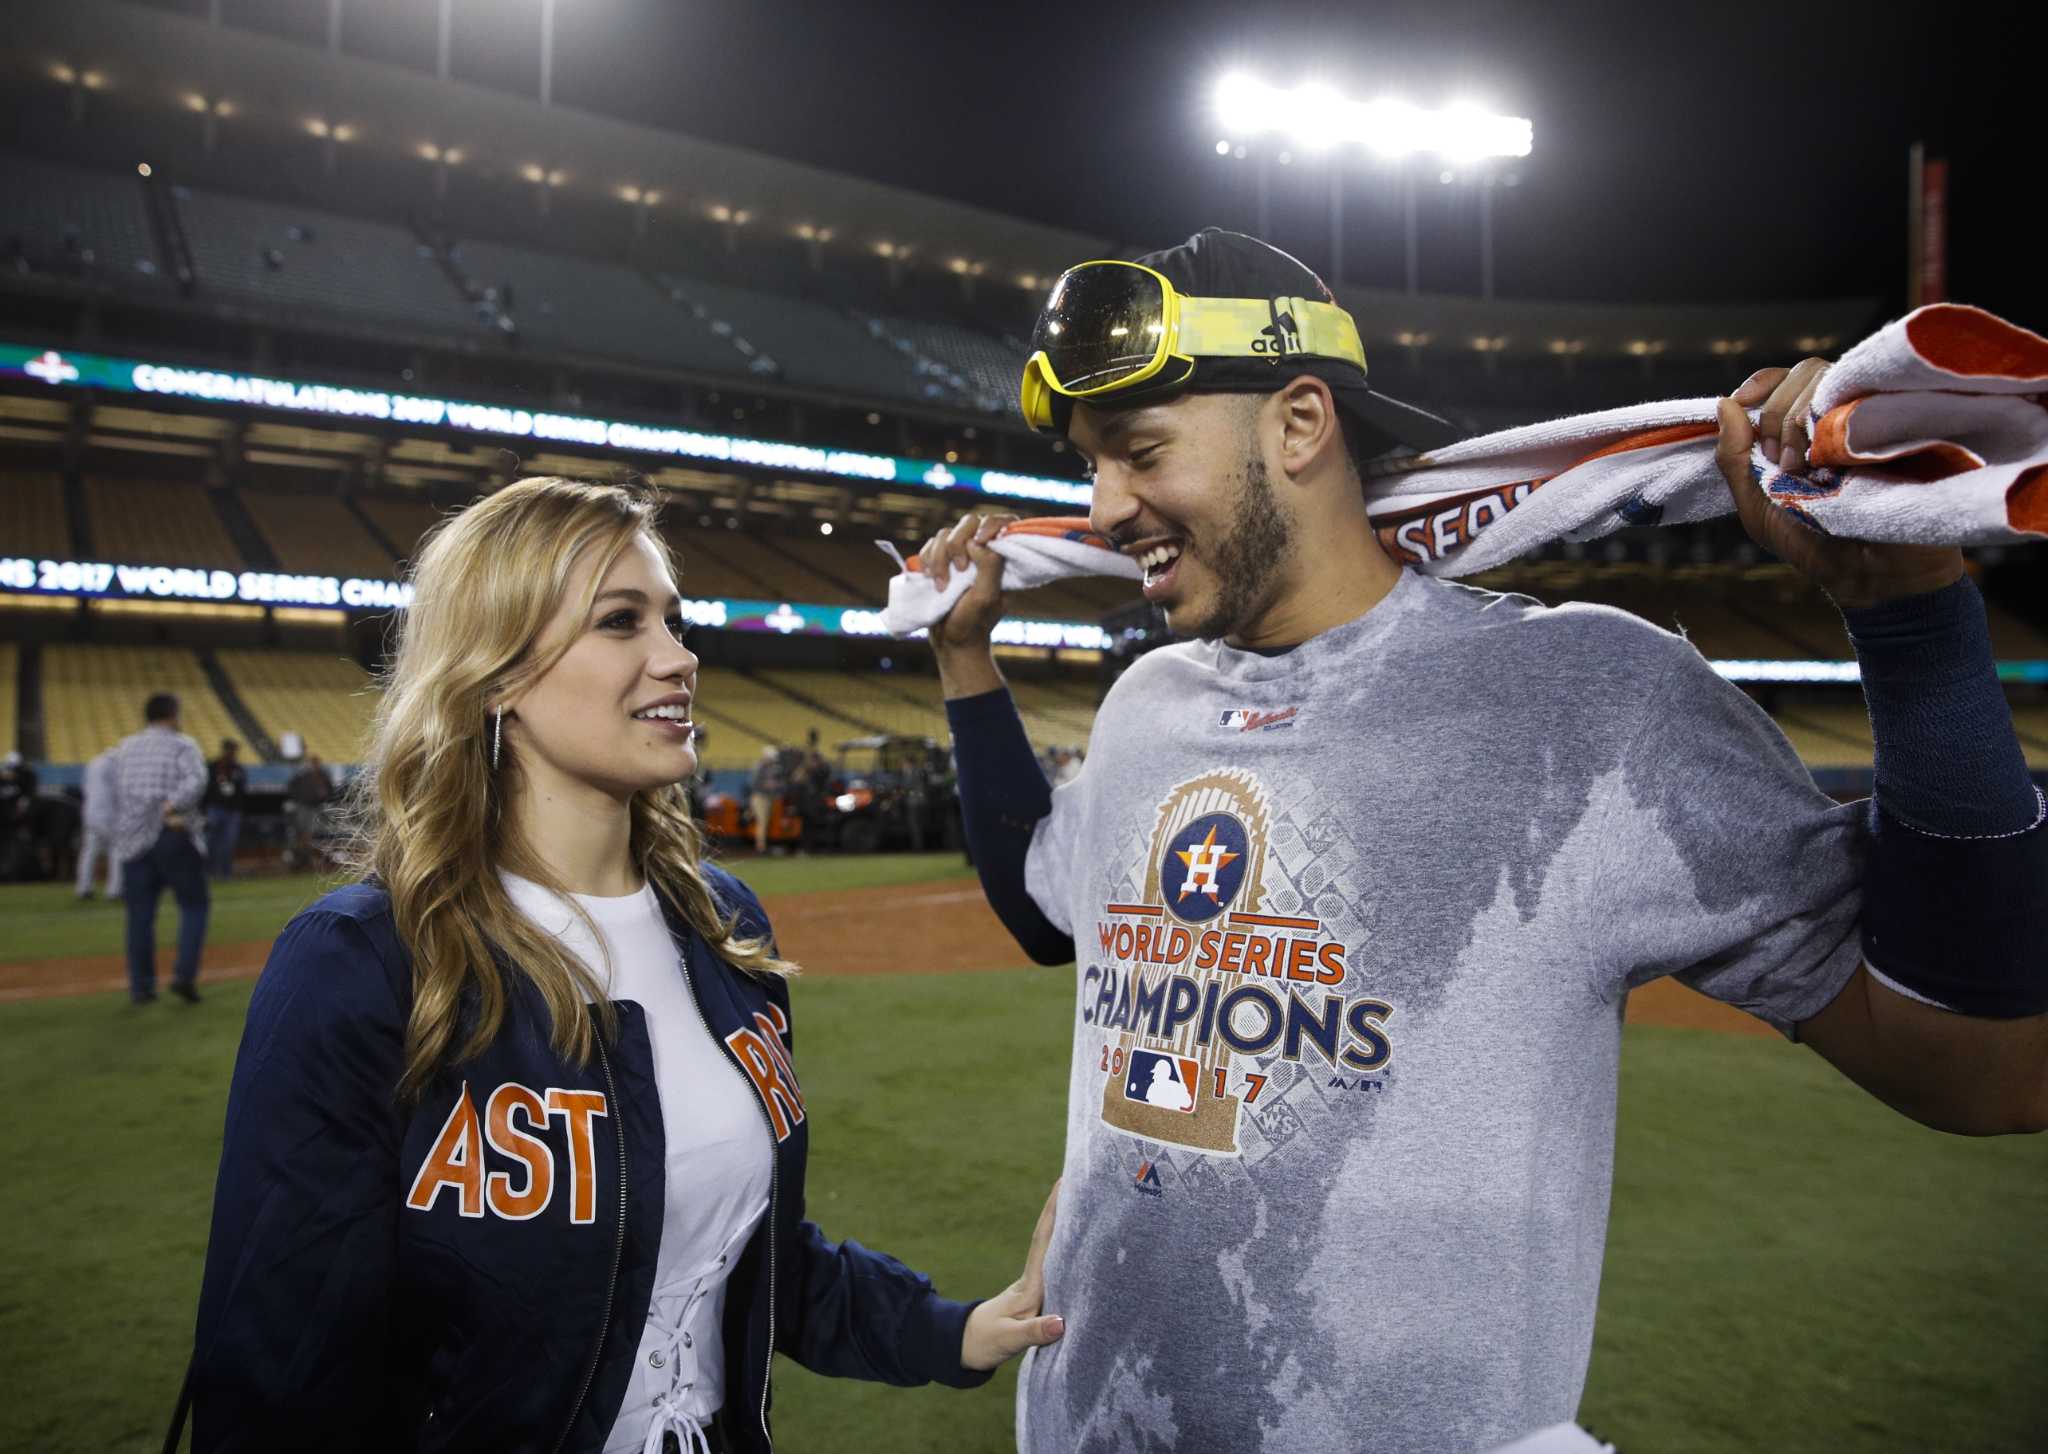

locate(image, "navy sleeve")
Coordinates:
190 912 407 1451
714 870 996 1390
946 688 1075 965
1843 575 2048 1017
781 1222 994 1389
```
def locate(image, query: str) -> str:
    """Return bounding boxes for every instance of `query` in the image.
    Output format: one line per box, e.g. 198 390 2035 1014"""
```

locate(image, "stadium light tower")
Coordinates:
1211 72 1532 297
434 1 556 103
540 0 558 106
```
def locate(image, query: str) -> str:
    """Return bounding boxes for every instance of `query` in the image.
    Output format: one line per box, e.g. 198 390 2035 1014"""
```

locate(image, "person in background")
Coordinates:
109 693 209 1005
1052 747 1084 787
203 739 248 879
748 743 786 855
76 744 121 900
284 753 333 871
0 750 37 880
793 728 833 853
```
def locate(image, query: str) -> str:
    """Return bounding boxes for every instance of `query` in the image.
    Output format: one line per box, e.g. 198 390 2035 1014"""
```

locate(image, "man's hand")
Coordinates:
162 800 188 831
960 1180 1064 1372
919 511 1020 698
1715 362 1965 610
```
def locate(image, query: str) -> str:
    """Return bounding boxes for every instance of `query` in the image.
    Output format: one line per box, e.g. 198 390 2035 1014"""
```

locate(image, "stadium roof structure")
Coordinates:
7 0 1110 288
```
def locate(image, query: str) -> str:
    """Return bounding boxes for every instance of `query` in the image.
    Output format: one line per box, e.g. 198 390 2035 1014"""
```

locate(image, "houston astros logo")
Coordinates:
1164 813 1249 922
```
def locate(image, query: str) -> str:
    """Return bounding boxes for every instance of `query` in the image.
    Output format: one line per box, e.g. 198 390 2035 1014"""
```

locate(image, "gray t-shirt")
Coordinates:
1018 567 1867 1454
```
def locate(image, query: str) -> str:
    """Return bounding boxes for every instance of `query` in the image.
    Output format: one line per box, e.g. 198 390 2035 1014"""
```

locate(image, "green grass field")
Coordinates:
0 851 976 963
2 860 2043 1453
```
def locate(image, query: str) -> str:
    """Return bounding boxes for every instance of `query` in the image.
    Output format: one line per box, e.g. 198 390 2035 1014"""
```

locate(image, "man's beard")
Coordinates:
1171 447 1295 642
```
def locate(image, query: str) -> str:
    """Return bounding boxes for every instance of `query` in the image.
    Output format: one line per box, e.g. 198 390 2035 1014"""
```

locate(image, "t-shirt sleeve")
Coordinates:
1024 775 1084 938
1590 640 1869 1038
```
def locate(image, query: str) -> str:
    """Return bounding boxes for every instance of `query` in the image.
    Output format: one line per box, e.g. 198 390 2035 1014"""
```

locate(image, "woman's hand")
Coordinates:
960 1180 1064 1372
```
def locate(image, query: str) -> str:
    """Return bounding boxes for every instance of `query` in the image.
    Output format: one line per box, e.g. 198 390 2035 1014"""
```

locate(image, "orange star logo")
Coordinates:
1176 824 1240 900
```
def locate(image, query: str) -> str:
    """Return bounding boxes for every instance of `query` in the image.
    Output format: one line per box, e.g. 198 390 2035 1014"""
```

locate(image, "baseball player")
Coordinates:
918 229 2048 1452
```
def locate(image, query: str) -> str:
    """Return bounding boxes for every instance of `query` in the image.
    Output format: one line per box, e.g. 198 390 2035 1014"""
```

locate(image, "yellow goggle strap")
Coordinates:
1173 296 1368 372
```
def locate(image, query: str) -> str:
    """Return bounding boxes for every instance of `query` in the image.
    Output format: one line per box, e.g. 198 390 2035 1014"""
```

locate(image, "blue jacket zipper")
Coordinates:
674 940 779 1453
552 1020 626 1454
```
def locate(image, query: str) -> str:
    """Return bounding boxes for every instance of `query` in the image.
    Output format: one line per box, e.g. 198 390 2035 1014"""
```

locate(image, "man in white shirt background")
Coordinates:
75 745 121 901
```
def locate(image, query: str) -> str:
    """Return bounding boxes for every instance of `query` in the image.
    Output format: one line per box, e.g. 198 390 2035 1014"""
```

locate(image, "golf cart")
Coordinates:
824 735 961 854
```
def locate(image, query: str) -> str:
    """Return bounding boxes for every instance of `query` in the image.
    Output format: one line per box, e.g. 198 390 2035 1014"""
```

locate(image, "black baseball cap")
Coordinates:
1118 227 1460 455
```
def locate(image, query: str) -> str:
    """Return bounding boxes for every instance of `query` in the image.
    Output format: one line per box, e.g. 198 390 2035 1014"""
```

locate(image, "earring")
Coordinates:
491 707 503 770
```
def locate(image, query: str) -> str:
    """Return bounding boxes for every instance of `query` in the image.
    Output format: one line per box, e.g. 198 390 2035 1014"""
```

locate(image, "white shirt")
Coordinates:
501 872 773 1454
83 749 119 833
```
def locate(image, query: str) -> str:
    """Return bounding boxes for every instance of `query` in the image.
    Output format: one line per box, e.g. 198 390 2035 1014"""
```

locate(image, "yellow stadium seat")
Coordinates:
358 496 450 568
41 645 243 763
0 642 18 754
0 470 72 558
241 492 397 578
85 476 244 569
215 650 378 764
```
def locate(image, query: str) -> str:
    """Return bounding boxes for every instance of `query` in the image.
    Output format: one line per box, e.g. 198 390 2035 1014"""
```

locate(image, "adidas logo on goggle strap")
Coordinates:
1250 310 1303 356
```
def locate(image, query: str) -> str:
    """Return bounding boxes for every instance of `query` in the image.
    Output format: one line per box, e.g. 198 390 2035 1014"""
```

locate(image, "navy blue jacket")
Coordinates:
187 867 988 1452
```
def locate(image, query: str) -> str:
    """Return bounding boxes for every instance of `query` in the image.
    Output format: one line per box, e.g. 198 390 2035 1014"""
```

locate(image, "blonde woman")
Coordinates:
178 478 1061 1453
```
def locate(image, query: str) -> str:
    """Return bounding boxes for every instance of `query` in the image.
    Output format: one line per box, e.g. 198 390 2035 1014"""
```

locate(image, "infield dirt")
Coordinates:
0 877 1768 1036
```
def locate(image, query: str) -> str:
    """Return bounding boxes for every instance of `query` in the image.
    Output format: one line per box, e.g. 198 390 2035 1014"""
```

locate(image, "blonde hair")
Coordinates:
340 475 794 1099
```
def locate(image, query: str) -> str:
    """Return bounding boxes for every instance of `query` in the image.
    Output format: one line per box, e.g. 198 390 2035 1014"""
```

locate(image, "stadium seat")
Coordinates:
864 313 1023 415
655 271 940 406
357 496 450 568
41 645 242 764
0 153 166 290
451 239 746 375
214 649 377 763
1005 679 1101 746
2002 706 2048 771
1986 604 2048 659
688 667 807 770
0 469 74 557
0 642 17 754
84 476 244 569
178 187 484 334
1769 701 1874 768
240 491 400 578
663 526 800 602
744 667 1100 757
695 669 876 757
750 533 897 605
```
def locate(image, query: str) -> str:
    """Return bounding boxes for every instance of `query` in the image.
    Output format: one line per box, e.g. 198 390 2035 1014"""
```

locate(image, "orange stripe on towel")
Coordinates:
2005 463 2048 535
1810 399 1984 479
1904 305 2048 379
902 515 1107 573
1571 422 1719 468
1809 399 1863 468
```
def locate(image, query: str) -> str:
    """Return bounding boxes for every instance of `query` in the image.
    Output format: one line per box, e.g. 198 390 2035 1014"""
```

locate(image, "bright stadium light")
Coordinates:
1214 72 1280 134
1212 73 1532 159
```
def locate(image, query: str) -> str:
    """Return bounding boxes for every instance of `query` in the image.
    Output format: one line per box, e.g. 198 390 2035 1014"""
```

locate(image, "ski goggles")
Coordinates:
1018 259 1369 433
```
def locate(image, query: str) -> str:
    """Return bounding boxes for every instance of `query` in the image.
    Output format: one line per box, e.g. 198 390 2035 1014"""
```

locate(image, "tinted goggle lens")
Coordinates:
1028 265 1169 393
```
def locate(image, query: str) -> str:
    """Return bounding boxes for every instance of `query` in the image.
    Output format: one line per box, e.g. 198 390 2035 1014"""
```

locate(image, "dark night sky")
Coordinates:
147 0 2040 319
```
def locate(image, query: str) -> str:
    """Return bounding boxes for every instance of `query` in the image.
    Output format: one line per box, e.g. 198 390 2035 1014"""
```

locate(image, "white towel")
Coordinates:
874 303 2048 631
877 520 1141 635
1478 1424 1616 1454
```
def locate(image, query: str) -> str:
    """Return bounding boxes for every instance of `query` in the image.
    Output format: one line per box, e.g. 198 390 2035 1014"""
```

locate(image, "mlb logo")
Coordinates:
1123 1049 1201 1114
